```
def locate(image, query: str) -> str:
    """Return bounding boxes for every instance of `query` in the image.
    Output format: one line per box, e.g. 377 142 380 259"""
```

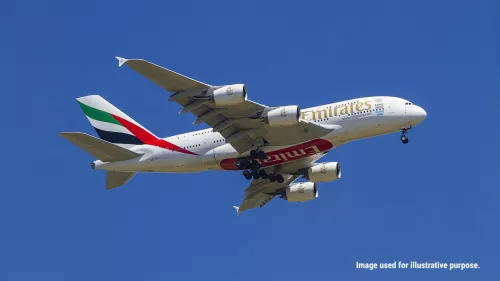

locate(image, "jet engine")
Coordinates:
265 105 301 127
285 182 318 202
212 84 247 106
307 162 341 182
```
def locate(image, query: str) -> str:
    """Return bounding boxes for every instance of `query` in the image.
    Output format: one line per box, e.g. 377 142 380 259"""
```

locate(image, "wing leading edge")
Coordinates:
116 57 211 92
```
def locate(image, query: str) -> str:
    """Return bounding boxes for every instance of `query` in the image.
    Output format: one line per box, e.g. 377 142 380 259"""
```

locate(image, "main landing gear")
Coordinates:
250 149 266 160
238 149 285 183
243 169 284 183
400 126 412 144
235 149 267 170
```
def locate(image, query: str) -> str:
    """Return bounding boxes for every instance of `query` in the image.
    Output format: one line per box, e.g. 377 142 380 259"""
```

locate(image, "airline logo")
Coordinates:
320 164 328 174
280 107 288 117
219 139 333 170
301 100 377 120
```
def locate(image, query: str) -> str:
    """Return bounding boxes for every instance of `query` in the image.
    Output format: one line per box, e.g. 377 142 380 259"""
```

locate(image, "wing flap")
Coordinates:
238 193 276 214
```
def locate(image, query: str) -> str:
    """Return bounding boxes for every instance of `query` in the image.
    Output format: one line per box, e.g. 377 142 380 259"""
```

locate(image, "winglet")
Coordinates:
232 206 240 216
115 56 128 67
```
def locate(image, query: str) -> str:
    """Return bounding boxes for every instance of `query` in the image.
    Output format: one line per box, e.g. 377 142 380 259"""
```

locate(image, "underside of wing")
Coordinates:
169 90 267 153
236 174 300 215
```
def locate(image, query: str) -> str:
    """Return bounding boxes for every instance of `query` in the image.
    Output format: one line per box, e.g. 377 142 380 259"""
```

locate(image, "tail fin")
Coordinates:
76 95 158 148
73 95 198 156
60 132 141 162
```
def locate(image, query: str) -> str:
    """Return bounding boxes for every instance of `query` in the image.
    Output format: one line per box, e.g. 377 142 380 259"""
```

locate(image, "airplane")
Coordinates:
60 57 427 215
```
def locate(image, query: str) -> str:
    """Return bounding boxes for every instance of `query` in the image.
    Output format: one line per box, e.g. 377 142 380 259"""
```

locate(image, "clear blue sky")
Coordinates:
2 0 498 280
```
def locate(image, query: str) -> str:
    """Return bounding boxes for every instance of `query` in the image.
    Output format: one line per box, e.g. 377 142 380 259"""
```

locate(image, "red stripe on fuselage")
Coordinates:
111 114 198 156
219 138 333 170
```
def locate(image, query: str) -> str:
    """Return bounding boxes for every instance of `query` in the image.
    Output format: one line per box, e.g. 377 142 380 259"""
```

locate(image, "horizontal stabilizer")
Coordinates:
60 132 141 162
106 171 136 189
116 57 211 92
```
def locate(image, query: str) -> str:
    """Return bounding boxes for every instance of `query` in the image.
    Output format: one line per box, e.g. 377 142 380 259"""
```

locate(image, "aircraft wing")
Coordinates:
115 57 210 92
117 57 336 153
235 153 327 214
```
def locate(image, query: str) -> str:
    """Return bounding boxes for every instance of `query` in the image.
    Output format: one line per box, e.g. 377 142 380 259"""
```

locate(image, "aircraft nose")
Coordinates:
415 106 427 122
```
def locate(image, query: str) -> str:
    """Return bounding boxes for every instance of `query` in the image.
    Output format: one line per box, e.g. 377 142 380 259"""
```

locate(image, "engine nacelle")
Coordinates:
286 182 318 202
212 84 247 107
307 162 341 183
266 105 301 127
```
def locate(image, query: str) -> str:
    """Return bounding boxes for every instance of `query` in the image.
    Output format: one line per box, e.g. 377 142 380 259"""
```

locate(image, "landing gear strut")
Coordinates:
259 170 268 179
400 126 412 144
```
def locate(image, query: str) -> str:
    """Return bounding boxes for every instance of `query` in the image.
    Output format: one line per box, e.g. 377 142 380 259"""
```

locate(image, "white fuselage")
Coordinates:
94 96 426 173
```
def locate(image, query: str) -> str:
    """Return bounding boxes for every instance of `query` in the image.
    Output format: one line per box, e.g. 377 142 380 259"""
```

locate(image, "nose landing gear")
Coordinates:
400 126 412 144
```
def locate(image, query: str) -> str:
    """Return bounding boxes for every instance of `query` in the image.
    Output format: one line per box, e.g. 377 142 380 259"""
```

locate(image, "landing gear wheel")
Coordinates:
251 170 260 179
243 170 252 180
268 173 276 182
400 126 412 144
251 159 261 170
259 170 268 179
236 158 251 170
243 159 251 169
250 150 258 158
257 150 266 160
236 159 244 170
276 174 284 183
